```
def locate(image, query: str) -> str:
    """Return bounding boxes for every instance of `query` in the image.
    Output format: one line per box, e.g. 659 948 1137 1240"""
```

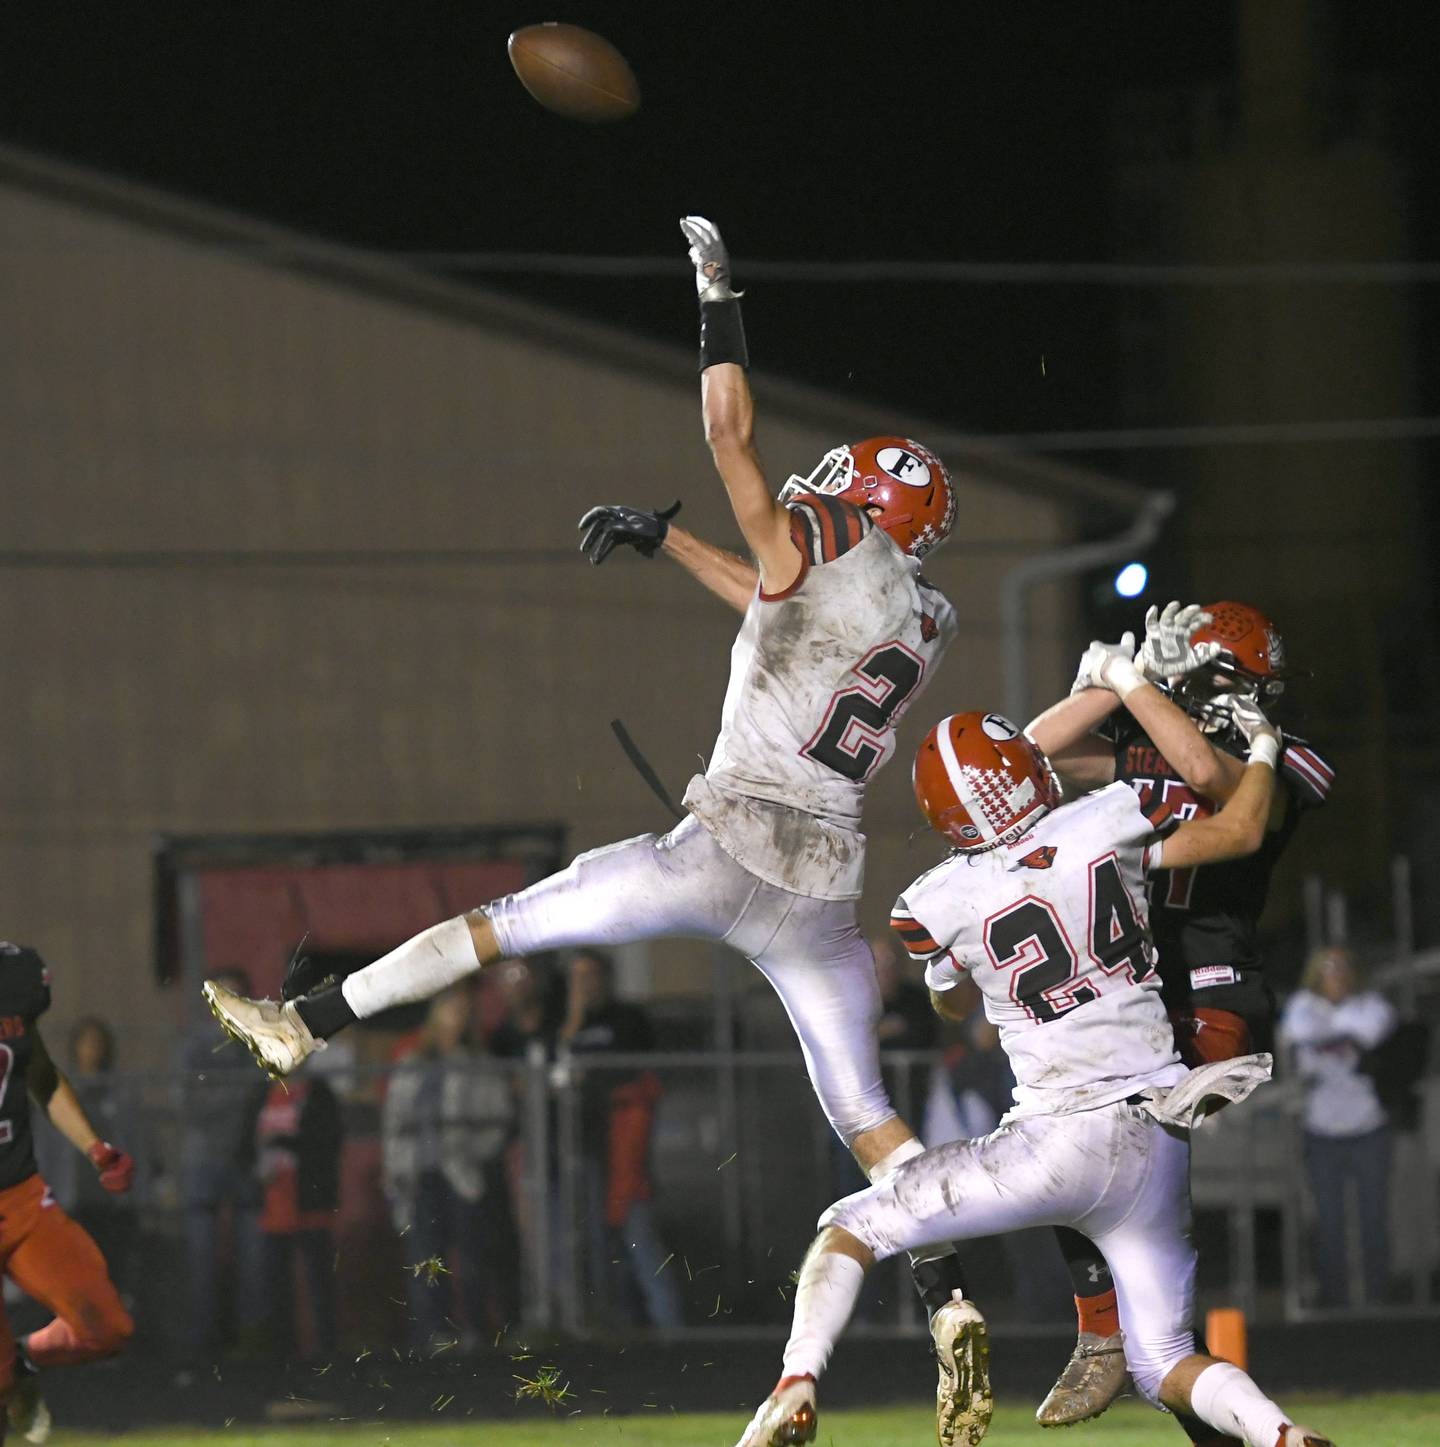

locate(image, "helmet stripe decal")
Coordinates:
936 716 997 843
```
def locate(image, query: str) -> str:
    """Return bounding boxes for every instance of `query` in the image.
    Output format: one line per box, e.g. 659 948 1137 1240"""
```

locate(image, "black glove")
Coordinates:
578 500 681 565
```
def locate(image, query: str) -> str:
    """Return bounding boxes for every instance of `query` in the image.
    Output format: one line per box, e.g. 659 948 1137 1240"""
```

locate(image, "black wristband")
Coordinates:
698 298 749 372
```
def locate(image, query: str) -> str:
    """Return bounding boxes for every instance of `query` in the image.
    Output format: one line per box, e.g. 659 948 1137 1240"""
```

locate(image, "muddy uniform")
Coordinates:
488 498 956 1143
1109 717 1334 1058
837 784 1269 1405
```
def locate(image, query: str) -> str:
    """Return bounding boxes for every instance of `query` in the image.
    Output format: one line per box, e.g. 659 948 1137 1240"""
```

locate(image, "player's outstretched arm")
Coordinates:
662 524 758 613
1026 638 1130 793
1026 691 1121 793
577 501 757 612
680 216 803 595
1155 700 1279 868
27 1031 135 1191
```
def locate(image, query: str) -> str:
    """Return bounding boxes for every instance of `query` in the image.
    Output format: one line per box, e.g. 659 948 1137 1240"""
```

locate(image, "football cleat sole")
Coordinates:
933 1298 993 1446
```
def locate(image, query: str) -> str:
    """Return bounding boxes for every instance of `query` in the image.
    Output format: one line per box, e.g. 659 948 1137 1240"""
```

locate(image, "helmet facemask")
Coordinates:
778 447 856 505
1173 658 1285 736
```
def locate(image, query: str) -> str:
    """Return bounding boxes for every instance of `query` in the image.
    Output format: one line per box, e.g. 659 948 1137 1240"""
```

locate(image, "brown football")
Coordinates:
507 23 640 123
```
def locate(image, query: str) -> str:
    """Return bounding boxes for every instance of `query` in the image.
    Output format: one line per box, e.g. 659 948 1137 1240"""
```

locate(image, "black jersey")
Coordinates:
1109 717 1333 1032
0 943 51 1191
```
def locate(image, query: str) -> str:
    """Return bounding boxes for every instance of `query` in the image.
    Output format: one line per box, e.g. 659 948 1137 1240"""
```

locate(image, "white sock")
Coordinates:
1187 1362 1287 1447
865 1136 925 1184
340 917 480 1020
780 1252 866 1381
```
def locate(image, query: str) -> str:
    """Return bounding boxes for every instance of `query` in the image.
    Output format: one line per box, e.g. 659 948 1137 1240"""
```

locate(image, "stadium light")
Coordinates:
1114 561 1148 598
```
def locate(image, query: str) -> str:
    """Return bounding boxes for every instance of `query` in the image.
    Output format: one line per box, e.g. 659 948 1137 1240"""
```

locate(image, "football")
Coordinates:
507 22 640 123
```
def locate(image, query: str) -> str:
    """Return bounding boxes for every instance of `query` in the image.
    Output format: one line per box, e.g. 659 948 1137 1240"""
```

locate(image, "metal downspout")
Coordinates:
1001 491 1176 725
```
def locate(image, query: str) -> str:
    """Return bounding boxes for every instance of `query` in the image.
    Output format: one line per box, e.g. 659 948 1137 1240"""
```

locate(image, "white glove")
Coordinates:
1136 601 1222 684
1071 631 1144 699
1229 695 1281 766
679 215 740 301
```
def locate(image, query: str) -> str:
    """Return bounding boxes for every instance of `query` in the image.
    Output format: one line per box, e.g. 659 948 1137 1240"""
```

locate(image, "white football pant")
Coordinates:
821 1101 1198 1403
486 816 893 1146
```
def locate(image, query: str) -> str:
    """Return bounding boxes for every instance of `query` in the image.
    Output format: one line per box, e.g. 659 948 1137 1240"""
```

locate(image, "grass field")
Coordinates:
41 1394 1440 1446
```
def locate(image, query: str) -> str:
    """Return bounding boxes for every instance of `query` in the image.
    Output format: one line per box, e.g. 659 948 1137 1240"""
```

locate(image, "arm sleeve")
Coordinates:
786 496 873 567
1109 784 1178 872
890 897 967 992
1279 740 1335 810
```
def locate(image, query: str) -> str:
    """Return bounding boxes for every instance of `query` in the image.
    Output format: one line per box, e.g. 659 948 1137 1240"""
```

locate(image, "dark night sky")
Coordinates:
0 2 1435 464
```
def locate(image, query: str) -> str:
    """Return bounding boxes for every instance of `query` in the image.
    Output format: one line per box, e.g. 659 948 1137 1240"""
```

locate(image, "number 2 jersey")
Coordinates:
0 943 52 1189
891 782 1186 1119
683 496 956 901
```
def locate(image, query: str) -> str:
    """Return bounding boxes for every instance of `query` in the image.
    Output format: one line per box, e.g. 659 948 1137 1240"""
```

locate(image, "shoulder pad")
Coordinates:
786 495 873 566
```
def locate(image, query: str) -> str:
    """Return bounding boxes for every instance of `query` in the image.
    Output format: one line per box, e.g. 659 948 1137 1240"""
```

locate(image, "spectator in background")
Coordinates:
490 958 556 1061
1280 946 1398 1308
382 988 519 1349
242 1069 342 1360
561 949 682 1330
175 967 265 1362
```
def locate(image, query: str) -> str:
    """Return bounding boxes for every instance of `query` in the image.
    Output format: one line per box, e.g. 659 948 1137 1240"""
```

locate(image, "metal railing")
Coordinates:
34 1033 1438 1357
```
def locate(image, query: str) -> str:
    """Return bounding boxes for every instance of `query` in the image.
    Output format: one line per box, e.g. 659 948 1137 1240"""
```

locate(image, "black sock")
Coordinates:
294 983 357 1040
1176 1409 1239 1446
15 1336 36 1378
911 1252 969 1319
1053 1225 1113 1298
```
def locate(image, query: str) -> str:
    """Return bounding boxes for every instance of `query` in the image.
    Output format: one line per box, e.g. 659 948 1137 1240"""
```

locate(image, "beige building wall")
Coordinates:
0 162 1097 1063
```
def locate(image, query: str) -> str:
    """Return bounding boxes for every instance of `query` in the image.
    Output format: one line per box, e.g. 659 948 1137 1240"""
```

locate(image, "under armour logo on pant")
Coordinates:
1088 1263 1111 1284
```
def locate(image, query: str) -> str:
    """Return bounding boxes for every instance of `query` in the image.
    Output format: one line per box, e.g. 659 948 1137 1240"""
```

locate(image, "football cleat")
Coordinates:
1035 1329 1129 1427
8 1371 52 1444
932 1297 993 1446
202 980 321 1078
734 1375 818 1447
1279 1427 1336 1447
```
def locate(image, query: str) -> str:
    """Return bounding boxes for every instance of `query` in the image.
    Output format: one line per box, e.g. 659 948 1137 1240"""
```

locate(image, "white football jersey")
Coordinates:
684 497 955 901
892 782 1186 1117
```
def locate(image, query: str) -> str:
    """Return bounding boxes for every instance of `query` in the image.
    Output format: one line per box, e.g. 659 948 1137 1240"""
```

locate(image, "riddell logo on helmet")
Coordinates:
875 446 931 486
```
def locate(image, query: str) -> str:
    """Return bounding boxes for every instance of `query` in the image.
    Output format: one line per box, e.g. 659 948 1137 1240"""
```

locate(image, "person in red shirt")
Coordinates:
243 1074 341 1361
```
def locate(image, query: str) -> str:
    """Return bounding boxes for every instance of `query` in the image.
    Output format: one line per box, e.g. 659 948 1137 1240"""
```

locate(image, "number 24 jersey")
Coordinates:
892 782 1186 1119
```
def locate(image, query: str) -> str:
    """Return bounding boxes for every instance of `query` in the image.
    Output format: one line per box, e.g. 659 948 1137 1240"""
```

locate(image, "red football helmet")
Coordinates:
913 712 1060 852
1174 600 1294 733
779 436 957 559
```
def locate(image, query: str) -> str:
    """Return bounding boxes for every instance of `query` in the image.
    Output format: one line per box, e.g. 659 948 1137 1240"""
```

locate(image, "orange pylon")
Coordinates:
1205 1307 1248 1369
